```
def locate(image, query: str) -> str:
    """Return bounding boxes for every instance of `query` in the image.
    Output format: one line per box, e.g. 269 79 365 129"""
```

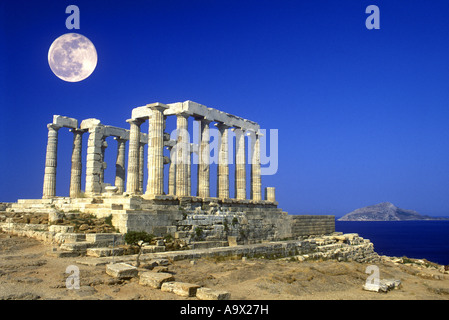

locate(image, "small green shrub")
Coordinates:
124 231 154 267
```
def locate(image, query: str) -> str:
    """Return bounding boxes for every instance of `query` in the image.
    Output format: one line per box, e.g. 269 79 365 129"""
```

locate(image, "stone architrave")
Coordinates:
126 119 143 194
216 123 230 199
175 112 190 197
69 129 85 198
250 131 262 201
43 123 61 198
114 137 126 194
197 118 212 198
146 104 169 196
234 128 246 200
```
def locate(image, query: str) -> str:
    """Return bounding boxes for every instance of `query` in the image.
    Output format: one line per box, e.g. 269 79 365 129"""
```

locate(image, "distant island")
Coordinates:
338 202 449 221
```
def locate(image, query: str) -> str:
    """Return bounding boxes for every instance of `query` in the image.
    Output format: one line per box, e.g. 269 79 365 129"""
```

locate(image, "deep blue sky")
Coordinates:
1 0 449 217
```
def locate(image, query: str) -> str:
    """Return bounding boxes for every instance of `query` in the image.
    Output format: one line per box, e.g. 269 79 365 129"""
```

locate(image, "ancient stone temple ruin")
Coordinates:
17 101 335 243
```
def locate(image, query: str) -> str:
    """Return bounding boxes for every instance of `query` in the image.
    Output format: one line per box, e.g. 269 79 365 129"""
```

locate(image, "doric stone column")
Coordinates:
146 104 168 196
250 131 262 201
216 123 230 199
139 142 145 193
69 129 84 198
167 146 176 195
265 187 275 202
234 128 246 200
114 137 126 194
126 119 143 194
100 139 108 184
43 123 61 198
197 118 212 198
175 113 190 197
85 125 105 195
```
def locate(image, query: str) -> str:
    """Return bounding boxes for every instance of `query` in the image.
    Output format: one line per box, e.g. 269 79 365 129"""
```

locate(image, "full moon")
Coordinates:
48 33 97 82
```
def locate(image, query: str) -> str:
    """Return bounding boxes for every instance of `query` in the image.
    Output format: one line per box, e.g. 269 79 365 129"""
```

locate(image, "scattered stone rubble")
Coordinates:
106 261 229 300
363 279 402 293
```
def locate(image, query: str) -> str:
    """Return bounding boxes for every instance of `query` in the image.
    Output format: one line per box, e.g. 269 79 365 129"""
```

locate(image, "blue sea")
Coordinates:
335 220 449 265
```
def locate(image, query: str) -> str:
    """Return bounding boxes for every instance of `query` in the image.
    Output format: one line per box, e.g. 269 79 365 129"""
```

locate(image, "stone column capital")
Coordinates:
69 128 86 135
246 129 263 136
114 136 127 143
47 123 62 131
126 118 144 126
195 116 213 124
176 111 192 119
214 122 231 129
147 102 170 112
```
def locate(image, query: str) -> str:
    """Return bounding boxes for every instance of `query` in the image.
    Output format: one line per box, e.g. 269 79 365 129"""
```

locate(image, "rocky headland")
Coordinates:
338 202 449 221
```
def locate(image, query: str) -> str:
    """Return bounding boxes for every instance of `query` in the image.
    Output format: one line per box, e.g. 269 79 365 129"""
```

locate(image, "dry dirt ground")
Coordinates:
1 232 448 301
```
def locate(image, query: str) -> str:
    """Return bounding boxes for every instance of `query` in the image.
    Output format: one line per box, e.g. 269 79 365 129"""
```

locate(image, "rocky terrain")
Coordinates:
0 232 448 301
338 202 448 221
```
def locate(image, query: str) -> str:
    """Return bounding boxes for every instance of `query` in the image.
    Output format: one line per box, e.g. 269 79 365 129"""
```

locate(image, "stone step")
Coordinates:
86 247 125 257
60 240 119 252
316 243 345 252
189 241 228 250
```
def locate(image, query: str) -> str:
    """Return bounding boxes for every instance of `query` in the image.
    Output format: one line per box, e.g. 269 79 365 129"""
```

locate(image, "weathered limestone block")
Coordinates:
161 281 200 297
49 225 74 233
196 287 231 300
87 247 124 257
141 245 166 253
139 272 174 289
106 263 138 279
53 115 78 129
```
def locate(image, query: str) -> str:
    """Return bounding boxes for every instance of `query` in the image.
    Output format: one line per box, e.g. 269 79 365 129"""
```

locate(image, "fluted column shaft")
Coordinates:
176 113 190 196
126 119 143 194
139 142 145 193
69 129 84 198
43 123 61 198
168 146 176 195
197 119 211 198
146 106 167 196
250 132 262 201
85 125 105 195
216 123 230 199
114 137 126 194
99 139 107 184
234 128 246 200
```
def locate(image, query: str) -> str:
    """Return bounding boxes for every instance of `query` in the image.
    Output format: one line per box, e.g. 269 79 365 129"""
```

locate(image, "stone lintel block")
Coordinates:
196 287 231 300
138 272 174 288
106 263 138 279
80 118 101 130
53 115 78 129
161 281 200 297
103 126 129 139
87 247 124 257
